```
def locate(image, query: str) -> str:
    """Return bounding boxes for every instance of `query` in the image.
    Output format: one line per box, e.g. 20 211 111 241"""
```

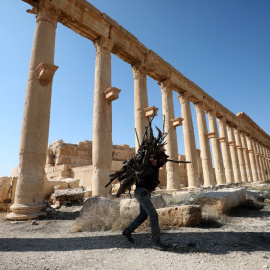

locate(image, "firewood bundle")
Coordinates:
105 116 170 197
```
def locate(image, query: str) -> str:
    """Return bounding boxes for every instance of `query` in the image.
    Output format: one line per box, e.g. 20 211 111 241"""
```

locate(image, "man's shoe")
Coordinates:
152 241 168 251
122 229 134 243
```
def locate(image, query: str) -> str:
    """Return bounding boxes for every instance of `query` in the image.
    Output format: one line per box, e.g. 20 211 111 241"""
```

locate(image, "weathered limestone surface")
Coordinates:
51 188 84 206
0 177 12 203
178 92 200 188
160 80 180 190
120 194 166 220
10 0 270 220
195 189 254 214
120 195 201 227
7 1 60 220
194 102 215 187
157 205 202 227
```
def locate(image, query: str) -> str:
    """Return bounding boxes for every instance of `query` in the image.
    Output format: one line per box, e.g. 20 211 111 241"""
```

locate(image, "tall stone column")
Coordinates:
246 136 259 181
265 148 270 176
259 144 267 180
7 1 60 220
253 140 263 181
227 125 242 183
132 64 149 150
206 110 226 185
178 92 200 188
217 117 234 183
266 148 270 177
194 102 215 186
160 80 180 190
92 36 114 197
234 128 248 182
240 132 253 182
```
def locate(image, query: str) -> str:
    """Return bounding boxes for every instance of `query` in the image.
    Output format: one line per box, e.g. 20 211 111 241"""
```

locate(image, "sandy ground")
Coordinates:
0 203 270 270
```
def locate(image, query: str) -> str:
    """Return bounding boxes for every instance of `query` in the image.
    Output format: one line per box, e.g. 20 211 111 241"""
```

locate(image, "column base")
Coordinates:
6 203 46 220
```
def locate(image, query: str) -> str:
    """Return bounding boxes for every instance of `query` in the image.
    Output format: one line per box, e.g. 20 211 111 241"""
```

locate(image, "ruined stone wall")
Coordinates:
45 140 134 181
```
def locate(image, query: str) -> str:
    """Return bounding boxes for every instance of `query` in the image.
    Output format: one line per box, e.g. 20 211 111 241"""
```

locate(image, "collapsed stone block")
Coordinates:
157 205 202 227
120 194 166 220
195 188 247 214
44 180 69 199
0 177 12 202
52 188 84 206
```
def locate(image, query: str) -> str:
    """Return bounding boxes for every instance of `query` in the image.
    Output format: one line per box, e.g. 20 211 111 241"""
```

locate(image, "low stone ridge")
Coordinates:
157 205 202 227
120 194 201 227
195 188 262 214
51 188 84 206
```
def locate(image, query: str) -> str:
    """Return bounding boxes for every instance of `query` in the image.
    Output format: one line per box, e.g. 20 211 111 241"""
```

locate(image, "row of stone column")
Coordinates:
7 1 270 220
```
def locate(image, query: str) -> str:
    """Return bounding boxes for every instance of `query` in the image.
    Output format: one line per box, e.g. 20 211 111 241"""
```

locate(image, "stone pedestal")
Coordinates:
160 80 180 190
132 64 149 150
178 92 200 188
217 117 234 183
7 2 59 220
206 110 226 185
194 102 215 186
92 36 114 197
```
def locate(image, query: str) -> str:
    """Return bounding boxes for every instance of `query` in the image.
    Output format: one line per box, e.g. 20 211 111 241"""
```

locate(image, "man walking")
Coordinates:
122 151 169 251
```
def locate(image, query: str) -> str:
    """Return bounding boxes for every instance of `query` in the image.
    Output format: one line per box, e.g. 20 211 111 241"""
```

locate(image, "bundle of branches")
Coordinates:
105 116 170 198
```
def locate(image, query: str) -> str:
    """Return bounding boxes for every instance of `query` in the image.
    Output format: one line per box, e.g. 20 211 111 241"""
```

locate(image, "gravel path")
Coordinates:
0 204 270 270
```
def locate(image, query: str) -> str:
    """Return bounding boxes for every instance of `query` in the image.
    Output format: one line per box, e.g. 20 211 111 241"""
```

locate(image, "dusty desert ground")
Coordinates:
0 201 270 270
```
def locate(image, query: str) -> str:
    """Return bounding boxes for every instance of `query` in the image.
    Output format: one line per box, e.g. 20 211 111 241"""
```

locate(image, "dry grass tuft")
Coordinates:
201 205 225 225
73 200 129 232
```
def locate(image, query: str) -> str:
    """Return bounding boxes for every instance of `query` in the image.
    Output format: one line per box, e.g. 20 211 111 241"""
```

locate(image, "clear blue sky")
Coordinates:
0 0 269 176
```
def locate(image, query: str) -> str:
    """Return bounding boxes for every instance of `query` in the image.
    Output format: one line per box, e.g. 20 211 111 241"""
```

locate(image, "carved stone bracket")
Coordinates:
143 106 159 117
218 137 226 143
36 62 58 86
104 87 121 102
248 149 254 153
170 117 183 128
206 132 215 139
236 145 242 149
229 141 235 146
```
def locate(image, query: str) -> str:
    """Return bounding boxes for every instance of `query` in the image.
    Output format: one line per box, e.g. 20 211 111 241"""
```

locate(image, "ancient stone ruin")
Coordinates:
5 0 270 220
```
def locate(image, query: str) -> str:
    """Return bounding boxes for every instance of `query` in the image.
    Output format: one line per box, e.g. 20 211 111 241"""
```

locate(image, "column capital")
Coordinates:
94 36 114 55
36 0 61 25
194 101 206 114
206 109 216 121
177 91 190 104
131 64 148 80
158 78 172 91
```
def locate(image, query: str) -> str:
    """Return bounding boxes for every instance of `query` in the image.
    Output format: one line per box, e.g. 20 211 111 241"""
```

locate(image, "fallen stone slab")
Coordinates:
195 188 258 214
120 194 166 220
0 177 12 203
52 188 84 205
157 205 202 227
